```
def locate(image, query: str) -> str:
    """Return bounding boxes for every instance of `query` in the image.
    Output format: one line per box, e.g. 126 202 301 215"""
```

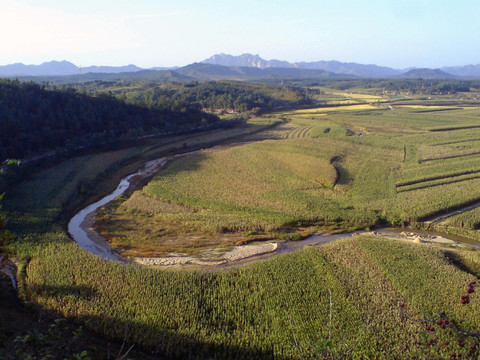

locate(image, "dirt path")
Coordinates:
422 199 480 224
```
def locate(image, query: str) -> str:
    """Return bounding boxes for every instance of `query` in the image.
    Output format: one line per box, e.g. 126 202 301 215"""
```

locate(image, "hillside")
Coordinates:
175 62 353 81
5 55 480 80
399 68 457 79
0 79 219 164
0 60 146 77
202 53 292 68
442 64 480 77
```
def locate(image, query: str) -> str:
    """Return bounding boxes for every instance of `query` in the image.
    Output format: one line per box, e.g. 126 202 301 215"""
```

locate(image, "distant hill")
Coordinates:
441 64 480 78
398 68 456 79
9 69 191 84
0 60 79 76
175 62 353 81
150 66 179 71
203 53 292 69
293 60 401 78
0 60 145 77
202 53 401 78
81 64 143 74
4 54 480 80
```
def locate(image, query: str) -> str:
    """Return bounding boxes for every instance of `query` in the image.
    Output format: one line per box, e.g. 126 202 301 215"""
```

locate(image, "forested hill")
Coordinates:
76 80 312 113
0 79 219 163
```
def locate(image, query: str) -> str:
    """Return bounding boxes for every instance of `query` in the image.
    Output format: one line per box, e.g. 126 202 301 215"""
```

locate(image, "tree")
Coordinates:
0 194 15 263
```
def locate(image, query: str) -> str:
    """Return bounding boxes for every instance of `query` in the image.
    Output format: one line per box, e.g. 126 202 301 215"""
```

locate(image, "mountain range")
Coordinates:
202 53 480 79
1 54 480 80
0 60 147 77
202 53 402 78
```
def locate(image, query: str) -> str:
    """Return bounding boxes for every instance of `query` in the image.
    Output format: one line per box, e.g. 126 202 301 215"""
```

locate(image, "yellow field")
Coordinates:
291 103 378 114
398 105 462 110
332 92 384 100
94 99 480 255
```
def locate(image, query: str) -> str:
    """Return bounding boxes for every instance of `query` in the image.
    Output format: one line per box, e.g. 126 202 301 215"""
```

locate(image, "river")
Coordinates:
68 152 479 267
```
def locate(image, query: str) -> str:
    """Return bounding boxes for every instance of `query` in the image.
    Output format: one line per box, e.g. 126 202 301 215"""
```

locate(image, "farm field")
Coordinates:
24 235 480 359
97 99 480 258
2 83 480 359
2 121 277 257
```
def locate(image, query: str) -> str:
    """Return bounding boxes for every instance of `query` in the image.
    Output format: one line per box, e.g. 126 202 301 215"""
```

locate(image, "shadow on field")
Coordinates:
442 250 480 278
159 152 208 178
30 284 99 301
77 314 285 360
4 278 289 359
330 156 351 186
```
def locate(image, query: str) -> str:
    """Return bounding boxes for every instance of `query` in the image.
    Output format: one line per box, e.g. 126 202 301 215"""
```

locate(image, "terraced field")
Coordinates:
246 123 312 140
285 125 312 139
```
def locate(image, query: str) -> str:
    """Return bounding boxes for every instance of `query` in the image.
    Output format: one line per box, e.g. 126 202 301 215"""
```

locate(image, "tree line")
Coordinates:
0 79 220 163
72 80 311 113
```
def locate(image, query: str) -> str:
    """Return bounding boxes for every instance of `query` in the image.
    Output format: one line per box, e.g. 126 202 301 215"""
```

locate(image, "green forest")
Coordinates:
0 79 219 163
73 80 312 112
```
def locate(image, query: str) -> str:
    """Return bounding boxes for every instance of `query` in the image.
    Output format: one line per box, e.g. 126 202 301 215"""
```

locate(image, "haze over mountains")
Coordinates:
202 53 402 78
1 54 480 79
202 53 480 79
0 60 146 77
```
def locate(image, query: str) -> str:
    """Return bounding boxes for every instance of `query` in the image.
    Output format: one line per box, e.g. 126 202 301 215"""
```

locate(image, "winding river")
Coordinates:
68 173 137 261
68 152 480 267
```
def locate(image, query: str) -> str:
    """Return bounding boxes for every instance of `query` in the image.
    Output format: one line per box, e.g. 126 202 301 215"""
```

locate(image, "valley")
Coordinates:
1 79 480 359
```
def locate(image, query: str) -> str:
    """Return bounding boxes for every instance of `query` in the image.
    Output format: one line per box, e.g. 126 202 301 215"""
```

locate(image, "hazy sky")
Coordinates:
1 0 479 68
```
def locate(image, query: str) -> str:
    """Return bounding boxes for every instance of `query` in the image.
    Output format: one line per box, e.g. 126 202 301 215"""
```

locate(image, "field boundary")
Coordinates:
396 169 480 188
418 197 480 222
420 150 480 163
429 125 480 132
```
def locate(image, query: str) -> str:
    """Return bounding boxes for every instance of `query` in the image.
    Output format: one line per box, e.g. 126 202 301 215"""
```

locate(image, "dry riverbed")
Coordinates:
133 242 279 268
369 229 473 248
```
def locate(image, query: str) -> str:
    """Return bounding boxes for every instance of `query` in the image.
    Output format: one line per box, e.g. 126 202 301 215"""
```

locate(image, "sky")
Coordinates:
1 0 479 69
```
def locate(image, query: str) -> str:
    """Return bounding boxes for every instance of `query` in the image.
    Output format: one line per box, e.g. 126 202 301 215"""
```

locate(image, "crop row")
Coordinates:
420 150 480 163
24 236 479 358
432 138 480 147
396 172 480 193
285 126 312 139
443 206 480 229
392 177 480 222
399 155 480 185
396 169 480 188
430 125 480 132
